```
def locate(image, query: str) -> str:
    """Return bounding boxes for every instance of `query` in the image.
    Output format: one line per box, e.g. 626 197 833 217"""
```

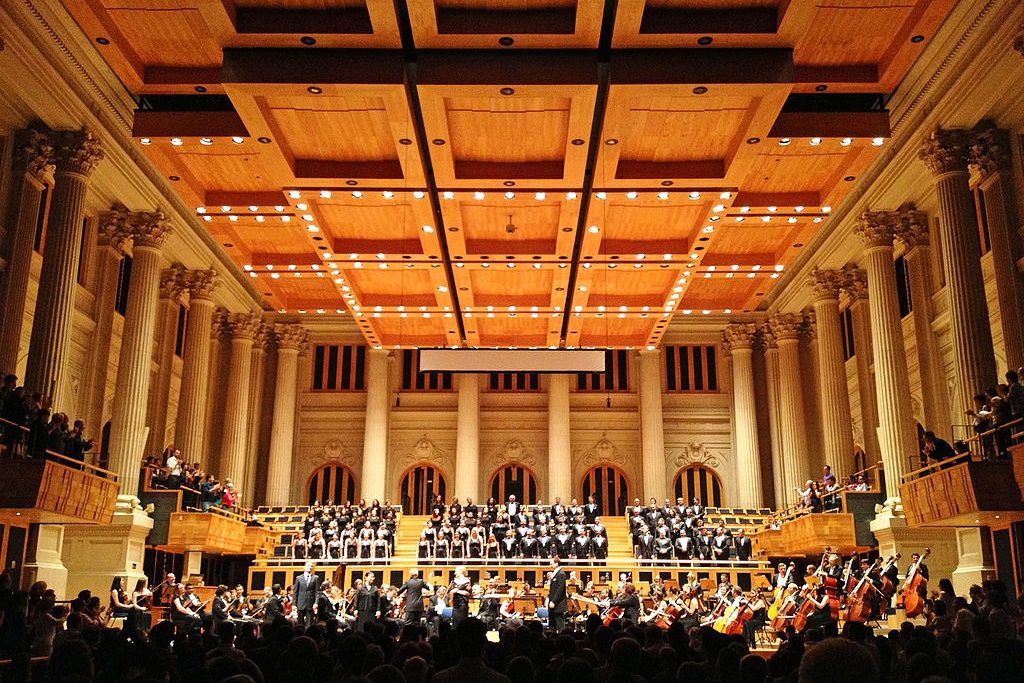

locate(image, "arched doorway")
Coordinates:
489 464 539 504
307 463 357 506
673 465 724 508
581 465 629 516
399 464 447 514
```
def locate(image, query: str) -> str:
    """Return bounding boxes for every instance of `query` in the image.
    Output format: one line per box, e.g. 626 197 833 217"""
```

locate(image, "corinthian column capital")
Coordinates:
273 323 308 351
226 312 262 340
969 120 1012 176
98 203 132 254
160 264 188 302
759 324 777 350
840 266 868 301
854 210 898 249
49 129 104 176
14 127 55 177
211 307 229 340
722 322 758 351
918 128 971 176
894 205 930 249
808 268 846 302
768 313 805 341
127 210 172 249
185 268 220 302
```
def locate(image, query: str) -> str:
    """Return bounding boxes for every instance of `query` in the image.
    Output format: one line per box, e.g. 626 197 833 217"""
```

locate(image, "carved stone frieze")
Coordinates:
672 442 722 469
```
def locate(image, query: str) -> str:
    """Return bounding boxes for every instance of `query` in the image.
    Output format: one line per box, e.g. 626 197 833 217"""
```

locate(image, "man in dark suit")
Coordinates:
315 579 337 623
397 569 430 625
547 557 567 632
734 529 753 561
355 571 381 632
292 561 320 628
211 585 231 628
262 585 284 625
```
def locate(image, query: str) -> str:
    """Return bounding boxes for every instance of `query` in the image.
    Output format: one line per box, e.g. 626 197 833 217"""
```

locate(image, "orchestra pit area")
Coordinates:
2 0 1024 682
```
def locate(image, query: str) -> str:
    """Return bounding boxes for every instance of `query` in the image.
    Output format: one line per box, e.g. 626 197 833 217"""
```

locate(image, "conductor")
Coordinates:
547 557 567 632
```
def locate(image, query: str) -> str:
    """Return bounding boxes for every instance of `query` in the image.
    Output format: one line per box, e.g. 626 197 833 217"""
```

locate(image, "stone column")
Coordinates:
855 211 918 503
145 265 187 456
85 207 130 442
760 329 785 508
723 323 763 507
770 313 809 501
455 373 481 500
108 211 171 503
970 122 1024 369
638 350 667 501
844 272 882 462
242 326 269 508
205 312 229 471
547 374 572 500
265 324 306 506
809 269 855 471
361 349 391 502
895 209 953 437
174 270 219 463
919 129 997 414
218 313 260 487
24 130 104 407
0 128 53 375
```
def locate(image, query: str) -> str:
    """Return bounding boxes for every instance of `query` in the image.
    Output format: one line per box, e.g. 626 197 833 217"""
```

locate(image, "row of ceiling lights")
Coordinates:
775 137 884 147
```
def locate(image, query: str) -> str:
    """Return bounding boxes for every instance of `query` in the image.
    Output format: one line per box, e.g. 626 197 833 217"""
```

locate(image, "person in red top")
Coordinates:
220 480 238 509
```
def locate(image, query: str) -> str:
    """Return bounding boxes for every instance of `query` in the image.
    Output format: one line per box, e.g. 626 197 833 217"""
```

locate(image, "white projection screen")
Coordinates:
418 349 607 373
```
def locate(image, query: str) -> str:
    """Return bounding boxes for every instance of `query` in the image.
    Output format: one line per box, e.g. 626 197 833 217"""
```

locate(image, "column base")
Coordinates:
62 503 154 600
23 524 68 597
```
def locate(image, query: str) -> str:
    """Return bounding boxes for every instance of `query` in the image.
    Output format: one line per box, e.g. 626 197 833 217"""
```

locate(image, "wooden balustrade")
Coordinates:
164 512 248 554
899 458 1024 527
0 451 119 524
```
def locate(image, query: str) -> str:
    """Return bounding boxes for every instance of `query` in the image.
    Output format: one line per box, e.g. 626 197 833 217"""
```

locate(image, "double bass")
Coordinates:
898 548 930 618
879 554 901 601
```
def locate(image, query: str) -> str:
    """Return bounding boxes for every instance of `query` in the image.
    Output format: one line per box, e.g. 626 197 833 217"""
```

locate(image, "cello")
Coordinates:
898 548 930 618
770 585 802 632
845 558 882 623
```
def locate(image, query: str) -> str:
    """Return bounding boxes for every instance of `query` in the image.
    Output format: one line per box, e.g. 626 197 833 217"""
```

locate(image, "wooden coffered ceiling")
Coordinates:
64 0 956 349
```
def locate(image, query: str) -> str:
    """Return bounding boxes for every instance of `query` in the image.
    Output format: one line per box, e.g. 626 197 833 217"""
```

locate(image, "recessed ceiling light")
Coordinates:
498 36 514 46
596 192 606 200
840 138 852 146
626 191 638 200
604 139 618 145
815 84 828 92
300 36 317 45
871 137 884 146
307 86 322 94
443 191 455 199
257 137 271 144
170 138 183 146
588 225 599 233
499 87 515 96
95 37 110 45
746 137 760 144
231 136 244 144
778 138 791 146
658 191 669 200
697 36 713 45
565 192 577 200
140 138 152 145
910 34 925 43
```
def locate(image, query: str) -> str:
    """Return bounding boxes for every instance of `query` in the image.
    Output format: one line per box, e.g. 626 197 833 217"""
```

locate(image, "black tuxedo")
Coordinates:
398 577 429 624
262 595 283 624
212 596 230 626
293 571 320 627
316 590 337 621
548 568 567 631
734 536 752 561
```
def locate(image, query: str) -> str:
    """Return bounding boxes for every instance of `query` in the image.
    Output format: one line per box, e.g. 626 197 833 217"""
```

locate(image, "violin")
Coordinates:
898 547 930 618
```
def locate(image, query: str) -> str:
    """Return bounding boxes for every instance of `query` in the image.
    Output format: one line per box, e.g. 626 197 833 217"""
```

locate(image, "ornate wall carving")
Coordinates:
393 436 455 481
671 442 723 470
486 439 540 473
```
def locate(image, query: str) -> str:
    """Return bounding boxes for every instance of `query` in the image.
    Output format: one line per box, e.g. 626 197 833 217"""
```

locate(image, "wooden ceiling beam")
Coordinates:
769 111 891 139
132 111 248 138
221 49 406 86
611 49 793 85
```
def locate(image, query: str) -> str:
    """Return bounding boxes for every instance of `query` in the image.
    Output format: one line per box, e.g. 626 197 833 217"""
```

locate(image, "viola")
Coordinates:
898 547 931 618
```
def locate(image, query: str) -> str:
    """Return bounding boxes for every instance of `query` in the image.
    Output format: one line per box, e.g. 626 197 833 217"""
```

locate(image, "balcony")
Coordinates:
0 450 119 524
900 453 1024 527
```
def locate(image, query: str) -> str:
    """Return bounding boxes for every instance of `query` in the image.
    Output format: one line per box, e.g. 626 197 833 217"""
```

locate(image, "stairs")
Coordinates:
605 516 635 562
394 515 428 560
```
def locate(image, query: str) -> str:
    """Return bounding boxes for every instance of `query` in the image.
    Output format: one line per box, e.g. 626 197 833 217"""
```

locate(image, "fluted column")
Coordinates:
970 122 1024 369
844 272 882 462
455 373 481 500
145 265 187 455
265 324 306 506
809 269 855 471
219 313 260 487
761 329 786 508
108 211 171 502
85 208 130 440
771 314 809 500
919 129 997 414
174 270 219 462
723 324 763 507
855 211 918 501
638 350 667 500
361 349 391 501
24 131 104 407
242 326 269 508
0 129 53 375
895 209 953 437
547 374 572 500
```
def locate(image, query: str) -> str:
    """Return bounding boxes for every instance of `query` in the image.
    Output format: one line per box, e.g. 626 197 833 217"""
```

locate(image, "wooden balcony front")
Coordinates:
763 513 861 556
0 452 119 524
900 455 1024 528
242 525 276 555
165 511 248 554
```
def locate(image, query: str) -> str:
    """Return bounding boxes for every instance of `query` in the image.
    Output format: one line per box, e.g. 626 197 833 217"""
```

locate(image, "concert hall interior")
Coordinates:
1 0 1024 680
